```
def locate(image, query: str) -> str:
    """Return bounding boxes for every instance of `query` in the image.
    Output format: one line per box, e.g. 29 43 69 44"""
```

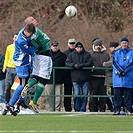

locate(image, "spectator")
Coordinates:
2 23 36 116
44 41 67 111
21 16 52 113
113 37 133 115
0 54 5 103
2 34 18 115
89 39 110 112
63 38 76 112
65 42 93 112
103 42 119 112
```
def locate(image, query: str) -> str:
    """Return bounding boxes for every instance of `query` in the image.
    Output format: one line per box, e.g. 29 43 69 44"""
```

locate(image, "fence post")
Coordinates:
52 68 56 111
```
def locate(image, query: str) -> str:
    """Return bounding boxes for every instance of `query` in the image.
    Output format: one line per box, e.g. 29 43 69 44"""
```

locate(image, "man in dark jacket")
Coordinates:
103 42 119 112
45 41 67 111
66 42 93 112
0 54 5 103
63 38 76 111
89 39 110 112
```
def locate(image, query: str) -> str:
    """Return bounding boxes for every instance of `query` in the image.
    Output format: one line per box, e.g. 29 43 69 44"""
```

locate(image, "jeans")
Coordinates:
73 81 89 112
0 79 5 103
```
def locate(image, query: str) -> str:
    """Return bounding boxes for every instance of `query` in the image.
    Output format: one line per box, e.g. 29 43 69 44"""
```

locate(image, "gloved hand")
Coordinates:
36 46 43 54
74 64 82 69
120 71 126 76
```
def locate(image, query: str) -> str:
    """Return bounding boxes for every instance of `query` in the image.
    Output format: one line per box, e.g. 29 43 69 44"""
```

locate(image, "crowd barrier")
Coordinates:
0 67 113 111
50 66 112 111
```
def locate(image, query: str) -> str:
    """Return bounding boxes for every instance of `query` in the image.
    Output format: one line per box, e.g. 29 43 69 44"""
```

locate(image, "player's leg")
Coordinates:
29 77 47 113
21 77 37 98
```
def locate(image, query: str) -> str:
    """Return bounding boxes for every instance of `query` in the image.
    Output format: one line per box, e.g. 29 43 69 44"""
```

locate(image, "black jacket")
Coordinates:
0 54 5 80
63 48 75 84
65 49 93 82
47 49 67 84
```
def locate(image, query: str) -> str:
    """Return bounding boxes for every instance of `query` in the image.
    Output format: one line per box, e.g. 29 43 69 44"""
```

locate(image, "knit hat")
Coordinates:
93 39 102 46
75 42 83 48
120 37 129 43
68 38 76 44
109 42 119 48
92 38 99 44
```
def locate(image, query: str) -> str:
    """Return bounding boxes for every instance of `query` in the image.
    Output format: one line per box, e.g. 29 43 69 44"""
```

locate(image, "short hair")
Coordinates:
24 23 35 34
14 33 18 35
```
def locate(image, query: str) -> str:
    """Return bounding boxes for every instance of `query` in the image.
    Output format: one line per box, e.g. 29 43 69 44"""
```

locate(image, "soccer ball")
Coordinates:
65 5 77 18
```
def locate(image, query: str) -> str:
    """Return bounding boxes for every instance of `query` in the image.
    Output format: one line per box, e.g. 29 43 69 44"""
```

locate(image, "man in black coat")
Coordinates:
65 42 93 112
45 41 67 111
0 54 5 103
63 38 76 111
89 39 110 112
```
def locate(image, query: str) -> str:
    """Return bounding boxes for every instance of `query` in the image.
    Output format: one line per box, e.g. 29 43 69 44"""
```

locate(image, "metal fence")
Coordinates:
0 67 113 111
51 66 113 111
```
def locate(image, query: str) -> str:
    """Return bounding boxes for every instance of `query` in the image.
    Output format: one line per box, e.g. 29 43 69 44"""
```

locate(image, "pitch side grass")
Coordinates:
0 113 133 133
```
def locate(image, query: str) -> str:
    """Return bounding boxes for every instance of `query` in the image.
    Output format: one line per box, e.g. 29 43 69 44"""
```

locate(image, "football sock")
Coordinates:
9 85 23 106
28 78 37 87
33 83 45 104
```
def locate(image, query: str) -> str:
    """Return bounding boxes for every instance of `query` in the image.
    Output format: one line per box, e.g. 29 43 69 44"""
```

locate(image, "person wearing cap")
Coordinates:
112 37 133 115
89 39 110 112
103 42 119 112
44 41 67 111
65 42 93 112
91 38 99 45
63 38 76 112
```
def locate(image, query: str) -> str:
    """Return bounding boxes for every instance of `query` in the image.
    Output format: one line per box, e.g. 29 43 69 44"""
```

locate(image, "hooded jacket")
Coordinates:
89 45 110 77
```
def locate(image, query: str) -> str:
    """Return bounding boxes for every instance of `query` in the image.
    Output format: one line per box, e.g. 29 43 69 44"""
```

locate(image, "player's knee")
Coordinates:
38 83 45 89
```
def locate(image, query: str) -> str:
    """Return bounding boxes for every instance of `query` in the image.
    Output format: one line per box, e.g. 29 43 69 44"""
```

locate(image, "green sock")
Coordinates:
28 78 37 87
33 83 45 104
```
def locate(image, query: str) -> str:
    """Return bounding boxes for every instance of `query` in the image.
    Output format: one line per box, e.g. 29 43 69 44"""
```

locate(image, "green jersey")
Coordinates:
31 28 50 54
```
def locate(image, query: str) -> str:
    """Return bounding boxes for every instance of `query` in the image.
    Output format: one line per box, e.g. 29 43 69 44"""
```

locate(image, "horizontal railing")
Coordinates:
51 66 112 111
0 67 113 111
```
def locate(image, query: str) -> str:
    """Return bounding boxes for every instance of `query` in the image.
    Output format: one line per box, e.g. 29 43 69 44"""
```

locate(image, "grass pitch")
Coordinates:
0 113 133 133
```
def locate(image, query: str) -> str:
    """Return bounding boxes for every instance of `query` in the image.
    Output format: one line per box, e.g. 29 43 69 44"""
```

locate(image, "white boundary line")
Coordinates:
0 131 133 133
0 130 133 133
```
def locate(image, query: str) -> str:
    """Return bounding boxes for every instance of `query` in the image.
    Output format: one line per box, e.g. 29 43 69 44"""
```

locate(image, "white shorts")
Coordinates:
32 54 52 79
